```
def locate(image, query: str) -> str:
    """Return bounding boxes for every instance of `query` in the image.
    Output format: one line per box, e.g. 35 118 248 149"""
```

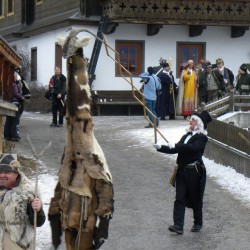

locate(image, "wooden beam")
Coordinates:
231 26 249 38
147 24 163 36
189 25 207 37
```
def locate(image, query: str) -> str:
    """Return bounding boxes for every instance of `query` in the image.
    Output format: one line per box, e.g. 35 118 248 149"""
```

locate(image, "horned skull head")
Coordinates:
57 27 91 59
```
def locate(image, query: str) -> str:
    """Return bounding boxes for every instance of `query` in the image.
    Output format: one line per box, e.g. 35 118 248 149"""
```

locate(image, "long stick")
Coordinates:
27 135 52 250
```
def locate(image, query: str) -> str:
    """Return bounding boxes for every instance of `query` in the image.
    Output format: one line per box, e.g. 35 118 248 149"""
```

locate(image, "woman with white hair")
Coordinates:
153 110 212 234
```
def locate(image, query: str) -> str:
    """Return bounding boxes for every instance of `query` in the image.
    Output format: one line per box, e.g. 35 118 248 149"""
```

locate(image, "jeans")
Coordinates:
4 111 21 139
145 99 159 126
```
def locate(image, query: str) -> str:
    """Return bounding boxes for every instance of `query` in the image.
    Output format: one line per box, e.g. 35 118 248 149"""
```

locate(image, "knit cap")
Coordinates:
0 154 20 172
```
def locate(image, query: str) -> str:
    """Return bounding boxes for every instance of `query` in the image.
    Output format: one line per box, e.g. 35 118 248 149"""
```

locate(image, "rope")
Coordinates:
75 196 85 250
68 28 169 143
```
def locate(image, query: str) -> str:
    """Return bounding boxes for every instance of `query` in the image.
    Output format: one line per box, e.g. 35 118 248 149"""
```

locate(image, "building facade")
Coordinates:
0 0 250 91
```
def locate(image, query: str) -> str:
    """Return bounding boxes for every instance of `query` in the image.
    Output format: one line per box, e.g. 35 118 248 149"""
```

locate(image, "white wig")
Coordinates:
191 115 207 135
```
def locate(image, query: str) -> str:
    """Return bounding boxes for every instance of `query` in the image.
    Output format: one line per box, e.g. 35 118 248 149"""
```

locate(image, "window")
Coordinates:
176 42 205 77
55 43 62 69
7 0 14 16
115 41 144 76
21 0 35 25
31 47 37 81
0 0 4 18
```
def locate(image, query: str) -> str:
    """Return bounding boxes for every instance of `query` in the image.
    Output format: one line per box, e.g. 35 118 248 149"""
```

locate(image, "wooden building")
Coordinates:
0 35 20 152
0 0 250 114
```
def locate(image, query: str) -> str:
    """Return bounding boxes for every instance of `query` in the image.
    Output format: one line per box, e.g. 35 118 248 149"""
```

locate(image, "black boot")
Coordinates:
168 225 183 234
191 224 202 232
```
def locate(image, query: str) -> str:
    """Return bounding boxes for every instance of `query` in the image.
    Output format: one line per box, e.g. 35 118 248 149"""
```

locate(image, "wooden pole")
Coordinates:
27 135 51 250
0 115 2 154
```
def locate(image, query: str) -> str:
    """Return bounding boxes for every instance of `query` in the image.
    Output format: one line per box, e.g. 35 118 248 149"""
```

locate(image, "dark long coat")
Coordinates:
157 132 208 208
156 71 178 118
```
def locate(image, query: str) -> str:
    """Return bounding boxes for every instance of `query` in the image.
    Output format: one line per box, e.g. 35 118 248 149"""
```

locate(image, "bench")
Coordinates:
94 90 143 116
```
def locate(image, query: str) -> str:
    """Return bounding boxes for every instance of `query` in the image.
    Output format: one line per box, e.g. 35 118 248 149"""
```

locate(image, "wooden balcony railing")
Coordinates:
102 0 250 26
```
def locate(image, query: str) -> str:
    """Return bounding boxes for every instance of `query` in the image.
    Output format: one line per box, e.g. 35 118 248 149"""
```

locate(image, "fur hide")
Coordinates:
0 172 40 250
49 28 114 249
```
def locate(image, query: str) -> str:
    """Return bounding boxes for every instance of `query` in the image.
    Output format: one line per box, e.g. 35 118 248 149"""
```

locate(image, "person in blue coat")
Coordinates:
153 111 212 234
140 66 161 128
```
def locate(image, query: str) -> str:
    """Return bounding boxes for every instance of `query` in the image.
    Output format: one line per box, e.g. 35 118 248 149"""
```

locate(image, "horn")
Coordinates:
62 27 92 58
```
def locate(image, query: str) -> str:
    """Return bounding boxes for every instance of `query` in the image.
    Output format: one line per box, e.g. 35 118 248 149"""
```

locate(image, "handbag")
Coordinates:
169 166 178 187
44 88 53 100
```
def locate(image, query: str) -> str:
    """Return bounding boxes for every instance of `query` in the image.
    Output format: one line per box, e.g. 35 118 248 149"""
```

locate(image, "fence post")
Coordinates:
229 90 234 112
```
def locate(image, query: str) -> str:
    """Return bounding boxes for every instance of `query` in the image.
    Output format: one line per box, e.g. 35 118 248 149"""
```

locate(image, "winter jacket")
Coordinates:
139 72 161 101
236 73 250 95
157 132 208 167
0 172 45 249
49 74 67 97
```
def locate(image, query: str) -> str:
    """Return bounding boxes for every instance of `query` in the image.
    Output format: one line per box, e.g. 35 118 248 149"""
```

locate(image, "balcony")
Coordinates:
102 0 250 26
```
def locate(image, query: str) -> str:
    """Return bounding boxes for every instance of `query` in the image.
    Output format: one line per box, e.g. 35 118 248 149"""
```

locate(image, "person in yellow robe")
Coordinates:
176 60 198 118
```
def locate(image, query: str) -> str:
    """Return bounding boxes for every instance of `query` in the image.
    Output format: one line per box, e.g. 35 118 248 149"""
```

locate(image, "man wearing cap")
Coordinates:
156 63 178 120
153 111 212 234
235 63 250 95
216 58 234 93
0 154 45 249
139 66 161 128
198 62 225 104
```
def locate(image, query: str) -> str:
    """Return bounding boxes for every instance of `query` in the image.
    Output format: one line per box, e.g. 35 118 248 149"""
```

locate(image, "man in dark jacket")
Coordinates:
49 66 66 127
153 111 212 234
156 63 178 120
216 58 234 93
235 63 250 95
198 63 225 104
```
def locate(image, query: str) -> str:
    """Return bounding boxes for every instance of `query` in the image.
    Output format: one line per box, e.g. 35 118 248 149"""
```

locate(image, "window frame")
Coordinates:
115 40 144 77
7 0 14 16
31 47 37 81
176 42 206 77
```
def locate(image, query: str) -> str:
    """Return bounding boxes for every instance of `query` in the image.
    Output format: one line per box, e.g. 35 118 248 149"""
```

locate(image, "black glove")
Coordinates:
93 216 111 249
48 214 62 249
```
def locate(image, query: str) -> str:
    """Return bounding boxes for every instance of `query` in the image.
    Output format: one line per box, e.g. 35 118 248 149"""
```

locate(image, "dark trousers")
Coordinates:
4 112 21 139
173 167 203 228
52 96 64 125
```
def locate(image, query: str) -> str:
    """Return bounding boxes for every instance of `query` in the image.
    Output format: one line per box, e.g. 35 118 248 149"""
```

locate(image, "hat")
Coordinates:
192 111 212 129
0 154 20 172
216 58 224 65
240 63 247 72
147 66 154 75
162 62 170 68
205 62 213 68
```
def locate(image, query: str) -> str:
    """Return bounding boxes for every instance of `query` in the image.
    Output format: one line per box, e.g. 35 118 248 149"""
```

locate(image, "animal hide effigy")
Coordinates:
48 28 114 250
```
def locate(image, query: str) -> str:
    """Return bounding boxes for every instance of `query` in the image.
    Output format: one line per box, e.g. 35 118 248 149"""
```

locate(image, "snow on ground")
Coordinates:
25 114 249 248
32 163 59 249
126 123 250 207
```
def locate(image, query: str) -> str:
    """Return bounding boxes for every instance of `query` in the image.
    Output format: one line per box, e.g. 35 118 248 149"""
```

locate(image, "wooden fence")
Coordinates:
201 92 250 177
207 119 250 155
203 91 250 117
